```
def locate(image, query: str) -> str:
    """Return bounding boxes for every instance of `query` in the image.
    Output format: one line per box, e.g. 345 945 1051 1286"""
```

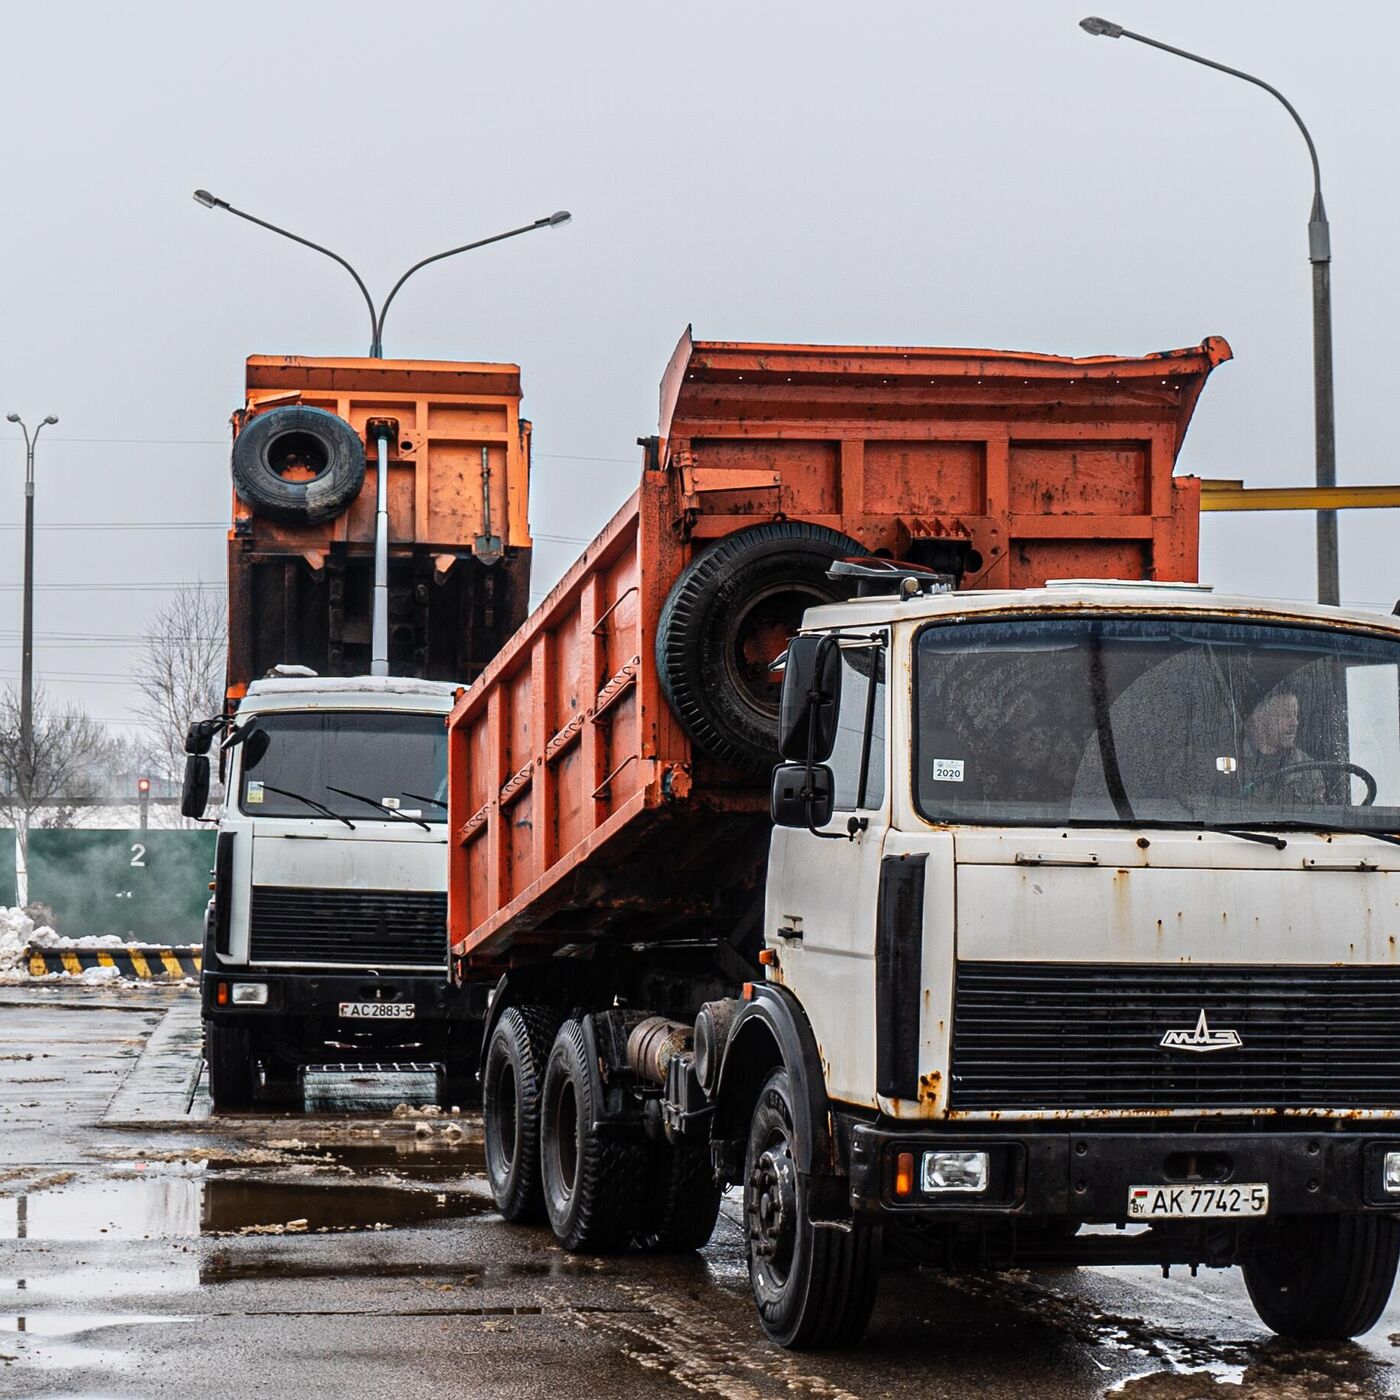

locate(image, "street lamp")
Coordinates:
5 412 57 796
192 191 572 358
1079 18 1339 606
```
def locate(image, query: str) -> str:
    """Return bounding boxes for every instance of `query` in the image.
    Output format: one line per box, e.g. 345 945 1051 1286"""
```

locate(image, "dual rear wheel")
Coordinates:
482 1010 880 1348
483 1008 721 1255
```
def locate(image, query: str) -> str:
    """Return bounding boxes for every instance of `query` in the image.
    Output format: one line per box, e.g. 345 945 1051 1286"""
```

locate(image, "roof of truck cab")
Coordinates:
241 675 462 713
801 581 1400 639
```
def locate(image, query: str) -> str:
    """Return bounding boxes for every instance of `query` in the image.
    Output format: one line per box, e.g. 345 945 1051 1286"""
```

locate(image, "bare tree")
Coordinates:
0 684 121 888
133 587 226 827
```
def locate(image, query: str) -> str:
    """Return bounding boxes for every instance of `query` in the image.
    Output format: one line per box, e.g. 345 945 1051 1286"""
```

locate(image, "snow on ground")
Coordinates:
0 905 57 983
0 906 169 984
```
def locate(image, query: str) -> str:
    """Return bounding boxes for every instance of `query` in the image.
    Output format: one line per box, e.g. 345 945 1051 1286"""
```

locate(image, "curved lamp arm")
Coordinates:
371 211 571 356
194 190 379 351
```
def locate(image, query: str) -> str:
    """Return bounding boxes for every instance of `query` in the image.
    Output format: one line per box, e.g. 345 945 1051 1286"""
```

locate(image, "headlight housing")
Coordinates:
921 1149 989 1194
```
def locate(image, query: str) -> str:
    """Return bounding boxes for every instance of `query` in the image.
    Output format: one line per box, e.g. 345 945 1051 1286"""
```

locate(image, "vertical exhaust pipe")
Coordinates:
370 423 392 676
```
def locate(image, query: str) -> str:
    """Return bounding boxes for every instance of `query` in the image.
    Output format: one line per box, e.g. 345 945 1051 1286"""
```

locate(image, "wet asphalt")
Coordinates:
3 985 1400 1398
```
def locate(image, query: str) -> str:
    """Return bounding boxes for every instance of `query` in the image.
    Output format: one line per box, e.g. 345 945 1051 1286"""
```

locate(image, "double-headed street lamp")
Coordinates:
5 411 57 803
1080 17 1339 606
192 190 572 358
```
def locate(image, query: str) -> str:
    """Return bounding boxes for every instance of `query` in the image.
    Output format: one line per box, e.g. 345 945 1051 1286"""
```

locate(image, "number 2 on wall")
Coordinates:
130 843 146 868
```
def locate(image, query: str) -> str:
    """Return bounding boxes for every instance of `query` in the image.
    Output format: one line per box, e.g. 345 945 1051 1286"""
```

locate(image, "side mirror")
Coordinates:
771 762 834 830
181 754 211 819
185 718 222 755
777 636 842 761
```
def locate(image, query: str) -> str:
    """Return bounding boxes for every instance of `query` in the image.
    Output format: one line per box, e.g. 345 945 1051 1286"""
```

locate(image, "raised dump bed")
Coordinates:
226 355 533 699
447 330 1230 974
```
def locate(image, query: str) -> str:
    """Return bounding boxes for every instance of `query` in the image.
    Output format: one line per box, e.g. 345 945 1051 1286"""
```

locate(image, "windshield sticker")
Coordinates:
932 758 965 783
246 781 265 804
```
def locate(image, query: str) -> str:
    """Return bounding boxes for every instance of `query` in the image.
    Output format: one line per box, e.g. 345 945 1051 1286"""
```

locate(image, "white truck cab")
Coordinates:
749 577 1400 1342
199 674 467 1108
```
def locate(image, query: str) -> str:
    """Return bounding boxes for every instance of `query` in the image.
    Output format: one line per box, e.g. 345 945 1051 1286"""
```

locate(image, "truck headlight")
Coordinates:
231 982 268 1006
922 1149 989 1194
1384 1151 1400 1194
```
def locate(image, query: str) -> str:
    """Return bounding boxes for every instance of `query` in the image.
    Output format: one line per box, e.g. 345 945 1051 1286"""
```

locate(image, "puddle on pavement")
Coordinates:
0 1175 492 1241
1 1312 192 1337
307 1141 485 1174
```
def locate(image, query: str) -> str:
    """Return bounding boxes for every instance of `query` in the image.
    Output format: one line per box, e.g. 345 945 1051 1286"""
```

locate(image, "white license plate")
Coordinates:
1128 1182 1269 1219
338 1001 415 1020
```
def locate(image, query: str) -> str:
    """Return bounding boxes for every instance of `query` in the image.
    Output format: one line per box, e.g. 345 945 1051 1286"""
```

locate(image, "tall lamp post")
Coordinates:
1079 18 1339 606
192 191 571 359
5 411 57 903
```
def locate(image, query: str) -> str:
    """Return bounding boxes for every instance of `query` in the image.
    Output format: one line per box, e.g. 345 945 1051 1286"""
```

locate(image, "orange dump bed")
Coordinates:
227 355 533 697
447 330 1230 973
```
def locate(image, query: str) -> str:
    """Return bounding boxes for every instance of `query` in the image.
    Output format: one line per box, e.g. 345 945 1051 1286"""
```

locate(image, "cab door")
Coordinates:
766 637 889 1108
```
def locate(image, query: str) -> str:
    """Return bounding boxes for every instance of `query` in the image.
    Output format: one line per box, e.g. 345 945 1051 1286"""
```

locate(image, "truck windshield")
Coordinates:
915 615 1400 832
239 711 447 823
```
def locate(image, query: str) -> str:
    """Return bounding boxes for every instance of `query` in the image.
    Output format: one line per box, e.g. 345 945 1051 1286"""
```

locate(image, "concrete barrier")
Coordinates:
24 944 201 979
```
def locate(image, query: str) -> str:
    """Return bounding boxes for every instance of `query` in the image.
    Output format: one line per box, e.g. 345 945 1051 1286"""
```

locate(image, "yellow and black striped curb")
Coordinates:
24 944 201 979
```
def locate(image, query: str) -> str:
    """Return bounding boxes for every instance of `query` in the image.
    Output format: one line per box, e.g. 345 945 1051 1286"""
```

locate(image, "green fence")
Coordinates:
26 829 215 945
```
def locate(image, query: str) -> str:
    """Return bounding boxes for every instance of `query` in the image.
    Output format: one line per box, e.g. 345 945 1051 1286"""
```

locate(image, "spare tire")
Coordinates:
231 405 365 525
656 521 868 771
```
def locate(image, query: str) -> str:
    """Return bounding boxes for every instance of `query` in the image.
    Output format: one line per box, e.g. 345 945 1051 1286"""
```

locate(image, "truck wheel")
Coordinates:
1243 1214 1400 1339
744 1067 882 1348
207 1023 254 1111
656 522 868 771
539 1018 646 1252
635 1141 723 1253
231 404 365 525
483 1005 557 1222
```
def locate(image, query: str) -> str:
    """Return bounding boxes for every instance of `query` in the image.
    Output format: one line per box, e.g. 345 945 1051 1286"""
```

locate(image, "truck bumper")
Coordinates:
847 1124 1400 1221
201 969 456 1024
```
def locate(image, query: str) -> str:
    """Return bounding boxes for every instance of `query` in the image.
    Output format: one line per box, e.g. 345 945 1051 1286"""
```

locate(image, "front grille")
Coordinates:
951 962 1400 1110
249 886 447 967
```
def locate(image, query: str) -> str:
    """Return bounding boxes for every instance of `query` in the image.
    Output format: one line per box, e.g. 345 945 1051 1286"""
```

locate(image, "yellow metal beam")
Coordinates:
1199 479 1400 512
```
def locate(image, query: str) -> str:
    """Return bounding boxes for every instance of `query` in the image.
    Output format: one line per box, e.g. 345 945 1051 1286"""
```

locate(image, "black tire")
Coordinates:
539 1018 647 1253
231 404 365 525
744 1067 882 1348
483 1005 558 1222
635 1140 723 1253
1243 1214 1400 1340
656 522 869 771
207 1022 254 1111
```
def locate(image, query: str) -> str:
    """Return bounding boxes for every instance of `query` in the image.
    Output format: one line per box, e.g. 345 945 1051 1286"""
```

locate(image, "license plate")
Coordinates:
338 1002 415 1020
1128 1182 1269 1219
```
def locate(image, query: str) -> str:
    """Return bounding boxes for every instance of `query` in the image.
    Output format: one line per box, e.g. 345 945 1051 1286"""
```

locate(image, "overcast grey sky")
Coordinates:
2 0 1397 731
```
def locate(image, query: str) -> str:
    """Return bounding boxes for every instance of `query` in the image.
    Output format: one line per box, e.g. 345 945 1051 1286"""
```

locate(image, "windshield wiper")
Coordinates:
326 785 431 832
1243 820 1400 848
254 783 356 830
1064 817 1286 850
400 790 447 810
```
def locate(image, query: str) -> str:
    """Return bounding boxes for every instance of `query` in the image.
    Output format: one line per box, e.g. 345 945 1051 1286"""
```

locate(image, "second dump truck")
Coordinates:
189 354 532 1108
450 331 1400 1347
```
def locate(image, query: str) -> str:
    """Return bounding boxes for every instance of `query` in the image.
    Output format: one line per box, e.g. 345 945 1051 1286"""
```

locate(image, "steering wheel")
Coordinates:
1241 759 1378 807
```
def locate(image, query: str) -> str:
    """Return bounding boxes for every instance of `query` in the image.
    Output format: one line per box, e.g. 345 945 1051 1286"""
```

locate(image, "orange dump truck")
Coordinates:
440 330 1279 1332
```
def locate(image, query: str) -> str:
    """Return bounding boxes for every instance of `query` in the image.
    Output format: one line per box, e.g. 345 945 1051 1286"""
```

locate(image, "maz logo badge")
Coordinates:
1160 1009 1243 1053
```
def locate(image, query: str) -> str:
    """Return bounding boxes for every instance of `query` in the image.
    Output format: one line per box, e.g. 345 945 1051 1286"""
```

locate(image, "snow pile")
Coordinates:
0 906 57 983
27 930 126 950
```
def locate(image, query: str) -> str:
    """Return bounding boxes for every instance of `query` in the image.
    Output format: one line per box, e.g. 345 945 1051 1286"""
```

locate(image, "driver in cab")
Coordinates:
1242 688 1324 804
